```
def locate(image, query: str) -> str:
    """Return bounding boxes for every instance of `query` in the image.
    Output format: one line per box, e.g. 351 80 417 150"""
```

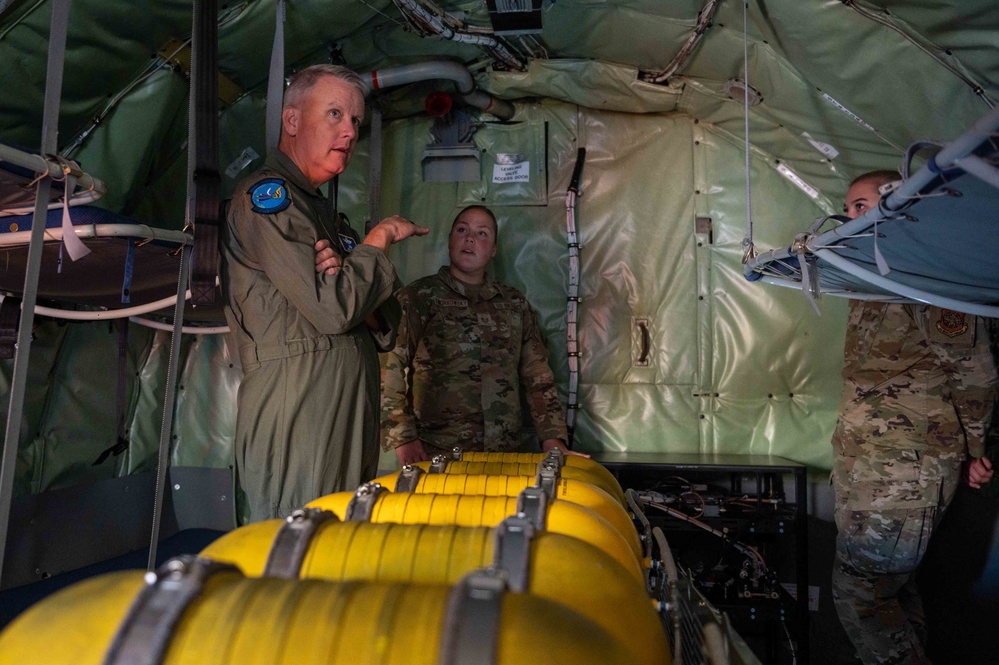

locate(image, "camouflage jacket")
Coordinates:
832 301 997 460
380 267 567 453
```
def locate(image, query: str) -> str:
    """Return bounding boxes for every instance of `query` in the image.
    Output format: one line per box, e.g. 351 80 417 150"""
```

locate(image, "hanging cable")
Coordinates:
390 0 526 70
639 0 720 84
740 0 755 264
565 148 586 448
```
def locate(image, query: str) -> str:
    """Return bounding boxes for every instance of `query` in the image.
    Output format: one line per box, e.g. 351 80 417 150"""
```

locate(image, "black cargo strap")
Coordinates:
102 556 238 665
395 464 425 492
262 508 339 578
187 0 220 307
437 568 506 665
344 482 388 521
0 296 21 360
429 454 449 474
449 446 463 461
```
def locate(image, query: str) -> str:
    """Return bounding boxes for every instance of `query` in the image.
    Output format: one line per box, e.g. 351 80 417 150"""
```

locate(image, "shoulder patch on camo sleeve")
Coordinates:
248 178 291 214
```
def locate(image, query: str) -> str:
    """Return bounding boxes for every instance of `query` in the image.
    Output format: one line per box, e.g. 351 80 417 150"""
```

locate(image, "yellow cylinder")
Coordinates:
460 451 621 495
306 491 645 583
200 521 668 663
0 570 652 665
369 471 641 559
393 459 626 506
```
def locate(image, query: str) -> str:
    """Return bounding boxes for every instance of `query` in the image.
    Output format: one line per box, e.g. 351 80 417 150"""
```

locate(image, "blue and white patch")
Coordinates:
338 233 357 253
248 178 290 214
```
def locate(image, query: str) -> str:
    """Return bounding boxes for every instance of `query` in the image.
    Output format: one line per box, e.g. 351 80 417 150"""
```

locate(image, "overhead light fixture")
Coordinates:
484 0 545 35
724 79 763 107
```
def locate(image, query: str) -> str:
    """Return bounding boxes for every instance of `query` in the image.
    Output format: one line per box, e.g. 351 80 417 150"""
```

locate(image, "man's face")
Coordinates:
448 209 497 279
282 76 364 187
843 180 882 219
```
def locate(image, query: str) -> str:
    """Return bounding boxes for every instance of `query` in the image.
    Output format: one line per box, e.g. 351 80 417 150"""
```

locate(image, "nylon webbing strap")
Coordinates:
102 556 238 665
395 464 425 492
449 446 463 461
0 0 70 583
344 482 388 521
263 508 339 578
265 0 285 150
515 485 548 530
0 297 21 360
438 568 506 665
366 106 383 234
492 515 535 593
188 0 221 307
429 455 449 474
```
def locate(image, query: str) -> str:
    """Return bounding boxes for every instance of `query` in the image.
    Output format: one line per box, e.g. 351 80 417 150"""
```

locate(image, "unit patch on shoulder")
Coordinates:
248 178 291 214
338 233 357 253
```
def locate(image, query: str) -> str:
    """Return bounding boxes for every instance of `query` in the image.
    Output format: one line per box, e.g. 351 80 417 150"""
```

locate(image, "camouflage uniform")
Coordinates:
380 266 567 454
831 301 997 665
221 150 401 524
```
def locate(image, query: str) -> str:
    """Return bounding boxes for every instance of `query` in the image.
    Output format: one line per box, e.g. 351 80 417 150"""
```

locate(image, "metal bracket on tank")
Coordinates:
543 447 565 468
394 464 426 492
263 508 340 578
103 555 239 665
493 515 536 593
534 458 561 499
515 486 548 530
344 482 388 521
429 454 450 474
450 446 463 461
438 567 507 665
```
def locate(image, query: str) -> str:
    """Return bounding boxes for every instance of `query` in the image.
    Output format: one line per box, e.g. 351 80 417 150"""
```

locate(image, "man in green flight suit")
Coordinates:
380 205 585 465
220 64 429 523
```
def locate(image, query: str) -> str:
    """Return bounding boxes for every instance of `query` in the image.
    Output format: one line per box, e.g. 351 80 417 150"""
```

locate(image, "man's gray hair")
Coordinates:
284 64 366 109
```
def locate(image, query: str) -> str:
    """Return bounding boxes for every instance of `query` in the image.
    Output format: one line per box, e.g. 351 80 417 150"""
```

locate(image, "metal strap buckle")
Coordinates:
262 507 339 578
103 556 239 665
394 464 425 492
438 568 507 665
344 482 387 521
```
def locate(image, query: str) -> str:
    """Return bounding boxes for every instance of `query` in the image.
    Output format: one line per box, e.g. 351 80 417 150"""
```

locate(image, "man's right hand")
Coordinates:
395 439 429 466
363 215 430 254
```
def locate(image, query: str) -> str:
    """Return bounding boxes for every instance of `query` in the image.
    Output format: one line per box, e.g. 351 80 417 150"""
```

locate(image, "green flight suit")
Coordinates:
220 151 400 524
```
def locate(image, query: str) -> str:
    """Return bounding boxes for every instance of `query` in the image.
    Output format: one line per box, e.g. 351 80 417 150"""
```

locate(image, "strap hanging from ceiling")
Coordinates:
265 0 286 150
187 0 221 307
0 0 71 584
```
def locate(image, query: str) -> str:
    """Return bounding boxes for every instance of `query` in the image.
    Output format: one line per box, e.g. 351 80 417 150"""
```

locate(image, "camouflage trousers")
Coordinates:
831 448 962 665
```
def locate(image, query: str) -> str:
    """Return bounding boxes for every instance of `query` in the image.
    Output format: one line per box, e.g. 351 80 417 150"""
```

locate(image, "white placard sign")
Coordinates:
492 153 530 184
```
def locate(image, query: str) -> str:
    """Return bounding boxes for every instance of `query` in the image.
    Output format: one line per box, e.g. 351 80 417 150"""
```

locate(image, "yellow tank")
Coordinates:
0 564 653 665
369 470 641 559
460 450 621 493
305 490 645 583
200 519 668 662
396 458 626 506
